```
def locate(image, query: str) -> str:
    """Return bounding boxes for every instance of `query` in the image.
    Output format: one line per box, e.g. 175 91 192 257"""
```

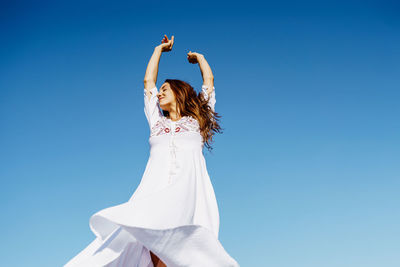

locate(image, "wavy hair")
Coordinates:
162 79 223 152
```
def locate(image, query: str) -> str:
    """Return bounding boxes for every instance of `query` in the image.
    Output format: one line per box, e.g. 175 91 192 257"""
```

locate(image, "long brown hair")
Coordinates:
162 79 223 152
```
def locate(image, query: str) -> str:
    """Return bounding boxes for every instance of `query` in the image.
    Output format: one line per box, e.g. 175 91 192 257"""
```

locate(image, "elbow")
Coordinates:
144 78 155 84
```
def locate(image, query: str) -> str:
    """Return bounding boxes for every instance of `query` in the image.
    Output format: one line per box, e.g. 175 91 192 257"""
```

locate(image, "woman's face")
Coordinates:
157 82 176 111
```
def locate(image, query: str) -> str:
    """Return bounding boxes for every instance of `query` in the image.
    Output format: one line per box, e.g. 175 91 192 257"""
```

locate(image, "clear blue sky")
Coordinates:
1 1 399 266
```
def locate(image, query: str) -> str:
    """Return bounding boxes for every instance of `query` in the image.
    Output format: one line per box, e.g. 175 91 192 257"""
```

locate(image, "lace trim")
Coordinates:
150 116 200 137
201 85 216 112
144 87 163 129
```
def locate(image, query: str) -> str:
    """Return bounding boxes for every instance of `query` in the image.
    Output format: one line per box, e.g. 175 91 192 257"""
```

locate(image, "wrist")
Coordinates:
197 54 206 62
154 46 162 52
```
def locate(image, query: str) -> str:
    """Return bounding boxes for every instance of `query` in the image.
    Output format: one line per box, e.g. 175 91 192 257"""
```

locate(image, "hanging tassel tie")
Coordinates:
168 139 180 184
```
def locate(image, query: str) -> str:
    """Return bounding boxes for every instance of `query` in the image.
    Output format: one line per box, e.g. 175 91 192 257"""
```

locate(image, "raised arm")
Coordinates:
144 35 174 101
187 51 214 96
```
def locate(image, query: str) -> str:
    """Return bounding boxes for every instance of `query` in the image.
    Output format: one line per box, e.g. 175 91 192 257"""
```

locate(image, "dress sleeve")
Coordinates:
201 85 216 112
144 86 163 129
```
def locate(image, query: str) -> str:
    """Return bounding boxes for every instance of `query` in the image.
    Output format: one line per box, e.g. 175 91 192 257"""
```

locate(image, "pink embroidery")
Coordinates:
150 116 200 137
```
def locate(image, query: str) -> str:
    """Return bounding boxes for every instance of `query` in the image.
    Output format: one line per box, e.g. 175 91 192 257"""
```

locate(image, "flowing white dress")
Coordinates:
64 85 240 267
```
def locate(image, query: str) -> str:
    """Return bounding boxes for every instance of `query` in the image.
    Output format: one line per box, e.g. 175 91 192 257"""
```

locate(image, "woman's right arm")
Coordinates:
143 46 161 97
144 35 174 100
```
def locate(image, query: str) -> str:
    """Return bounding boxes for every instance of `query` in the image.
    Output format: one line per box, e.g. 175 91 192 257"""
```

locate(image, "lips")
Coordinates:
159 97 164 101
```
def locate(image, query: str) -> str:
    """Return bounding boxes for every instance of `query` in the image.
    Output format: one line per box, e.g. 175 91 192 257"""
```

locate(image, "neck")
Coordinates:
167 104 181 121
168 111 181 121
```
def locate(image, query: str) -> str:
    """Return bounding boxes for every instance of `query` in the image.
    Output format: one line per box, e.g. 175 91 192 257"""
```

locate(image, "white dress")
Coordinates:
64 85 240 267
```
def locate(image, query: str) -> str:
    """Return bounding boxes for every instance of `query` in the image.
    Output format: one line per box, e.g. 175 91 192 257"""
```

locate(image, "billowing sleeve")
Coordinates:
201 85 216 112
144 86 163 129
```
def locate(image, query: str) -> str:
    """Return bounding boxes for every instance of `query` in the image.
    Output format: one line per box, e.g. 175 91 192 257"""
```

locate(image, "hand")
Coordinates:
187 51 203 64
158 34 174 52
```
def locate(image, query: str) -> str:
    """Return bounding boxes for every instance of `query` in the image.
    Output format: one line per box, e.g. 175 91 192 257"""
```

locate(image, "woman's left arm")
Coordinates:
187 51 214 95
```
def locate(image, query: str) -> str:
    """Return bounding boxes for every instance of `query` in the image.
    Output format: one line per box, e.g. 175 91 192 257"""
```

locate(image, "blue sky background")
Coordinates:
1 1 399 266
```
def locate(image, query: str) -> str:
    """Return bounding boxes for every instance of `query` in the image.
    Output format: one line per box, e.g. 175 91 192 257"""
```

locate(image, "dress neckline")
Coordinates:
165 116 187 122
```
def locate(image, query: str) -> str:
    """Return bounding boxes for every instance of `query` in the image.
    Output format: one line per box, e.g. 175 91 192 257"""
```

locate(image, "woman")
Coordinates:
64 35 239 267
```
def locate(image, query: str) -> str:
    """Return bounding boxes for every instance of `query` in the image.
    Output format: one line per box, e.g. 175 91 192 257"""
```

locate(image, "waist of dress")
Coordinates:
149 135 204 151
149 144 203 153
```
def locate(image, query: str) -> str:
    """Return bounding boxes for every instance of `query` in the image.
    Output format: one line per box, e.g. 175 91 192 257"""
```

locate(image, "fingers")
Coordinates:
159 34 175 52
186 51 198 64
161 35 174 48
162 34 168 43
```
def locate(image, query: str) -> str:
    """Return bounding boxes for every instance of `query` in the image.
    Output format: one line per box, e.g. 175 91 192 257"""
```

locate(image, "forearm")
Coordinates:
198 55 214 91
144 46 162 84
198 55 214 80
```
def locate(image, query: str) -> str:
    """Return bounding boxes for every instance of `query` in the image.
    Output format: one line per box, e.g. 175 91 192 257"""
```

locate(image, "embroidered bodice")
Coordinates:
150 116 200 137
144 84 216 139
